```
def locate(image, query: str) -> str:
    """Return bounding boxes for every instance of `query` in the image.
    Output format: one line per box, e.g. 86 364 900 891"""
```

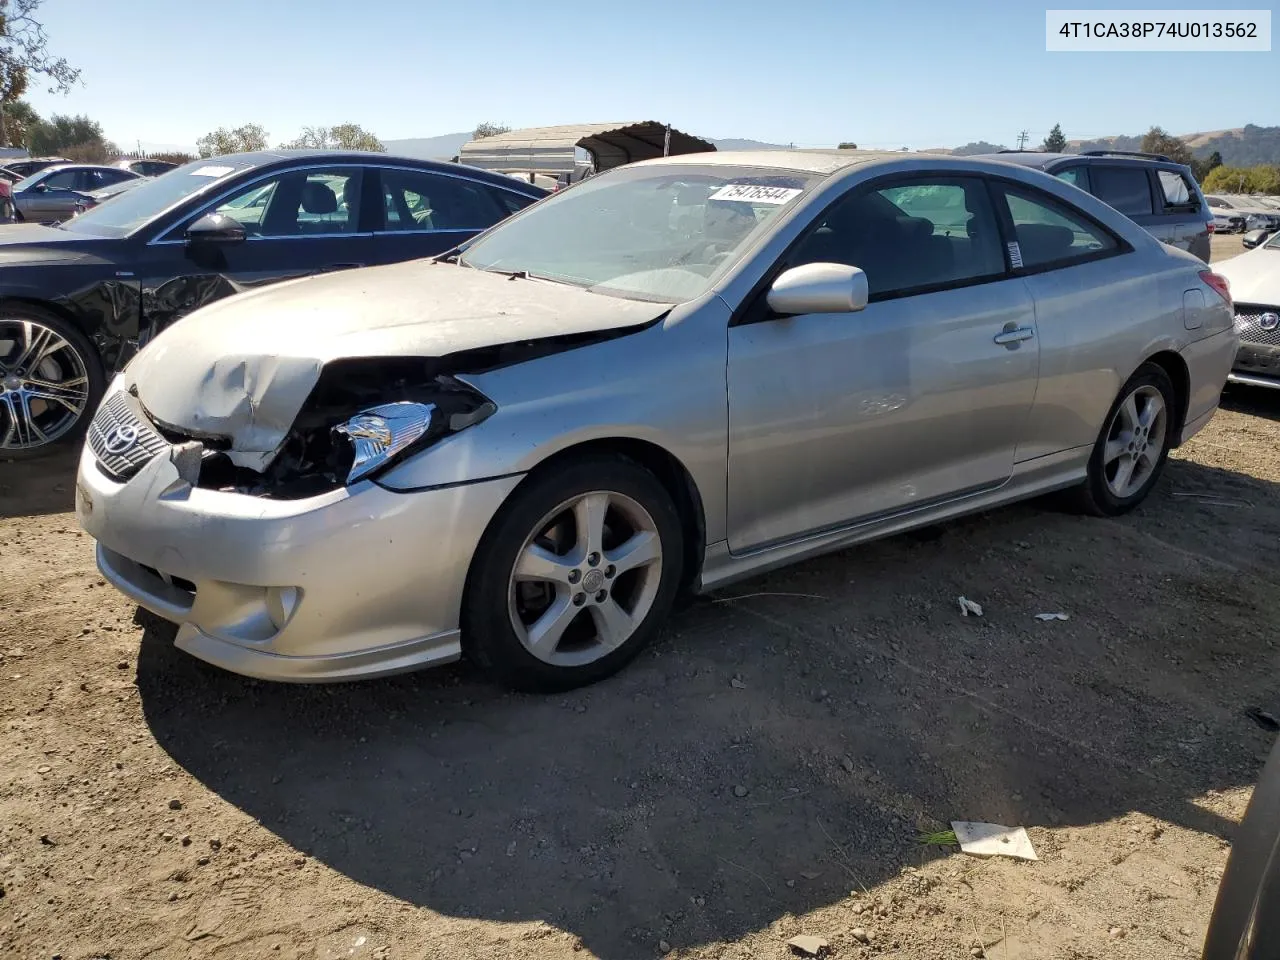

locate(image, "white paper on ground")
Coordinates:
957 596 984 617
1035 612 1070 621
951 821 1039 861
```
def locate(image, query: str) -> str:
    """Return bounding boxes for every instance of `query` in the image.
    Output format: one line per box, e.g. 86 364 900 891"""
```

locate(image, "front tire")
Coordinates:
462 454 685 692
1071 362 1176 517
0 305 104 459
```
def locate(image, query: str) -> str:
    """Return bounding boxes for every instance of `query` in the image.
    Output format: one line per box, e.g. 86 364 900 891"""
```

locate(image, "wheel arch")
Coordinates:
488 436 708 599
1141 349 1190 446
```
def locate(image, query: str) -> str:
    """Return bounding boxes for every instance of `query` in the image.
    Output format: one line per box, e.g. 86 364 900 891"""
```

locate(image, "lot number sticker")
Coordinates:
708 184 802 204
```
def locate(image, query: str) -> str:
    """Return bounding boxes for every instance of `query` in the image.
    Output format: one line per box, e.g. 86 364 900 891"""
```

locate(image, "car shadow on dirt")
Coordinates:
0 448 78 518
133 457 1280 959
1222 384 1280 423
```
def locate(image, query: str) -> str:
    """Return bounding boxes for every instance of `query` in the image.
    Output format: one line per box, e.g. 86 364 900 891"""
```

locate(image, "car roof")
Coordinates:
197 150 547 193
973 151 1191 172
629 148 966 175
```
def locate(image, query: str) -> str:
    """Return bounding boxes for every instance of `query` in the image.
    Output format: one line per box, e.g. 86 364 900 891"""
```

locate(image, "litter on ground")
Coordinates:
951 821 1039 861
957 596 984 617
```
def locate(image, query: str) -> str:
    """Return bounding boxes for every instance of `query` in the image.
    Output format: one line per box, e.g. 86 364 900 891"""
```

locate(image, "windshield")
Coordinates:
1265 231 1280 250
58 158 256 237
459 165 821 302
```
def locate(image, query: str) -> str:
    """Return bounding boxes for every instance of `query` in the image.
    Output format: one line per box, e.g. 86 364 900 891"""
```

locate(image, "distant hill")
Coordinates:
1060 126 1280 166
382 131 788 160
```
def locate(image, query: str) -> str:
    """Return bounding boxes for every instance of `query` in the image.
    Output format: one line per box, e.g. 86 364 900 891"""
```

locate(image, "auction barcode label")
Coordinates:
1046 9 1271 50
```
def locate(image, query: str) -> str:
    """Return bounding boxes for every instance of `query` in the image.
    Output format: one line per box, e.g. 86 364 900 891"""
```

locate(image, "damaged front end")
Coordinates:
149 357 495 499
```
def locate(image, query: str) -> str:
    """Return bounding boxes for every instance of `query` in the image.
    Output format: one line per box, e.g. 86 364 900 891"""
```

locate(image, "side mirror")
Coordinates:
767 262 869 316
185 213 246 246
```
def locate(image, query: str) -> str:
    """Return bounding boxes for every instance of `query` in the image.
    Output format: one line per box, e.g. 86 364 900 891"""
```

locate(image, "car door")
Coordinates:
134 165 377 336
988 180 1146 459
20 168 80 222
367 166 538 265
1153 168 1210 259
726 175 1040 552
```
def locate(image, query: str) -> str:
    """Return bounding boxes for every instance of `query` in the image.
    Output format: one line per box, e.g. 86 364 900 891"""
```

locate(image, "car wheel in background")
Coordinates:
0 305 104 459
1072 362 1176 517
463 454 685 692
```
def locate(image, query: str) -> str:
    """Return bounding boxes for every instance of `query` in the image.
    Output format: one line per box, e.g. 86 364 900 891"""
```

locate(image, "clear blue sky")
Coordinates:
21 0 1278 153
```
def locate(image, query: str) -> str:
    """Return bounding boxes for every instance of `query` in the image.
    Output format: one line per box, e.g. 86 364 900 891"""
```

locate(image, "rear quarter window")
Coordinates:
1157 170 1200 212
1091 166 1154 217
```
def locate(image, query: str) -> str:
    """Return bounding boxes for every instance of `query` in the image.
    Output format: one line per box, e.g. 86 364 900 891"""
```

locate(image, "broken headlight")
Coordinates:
335 402 436 483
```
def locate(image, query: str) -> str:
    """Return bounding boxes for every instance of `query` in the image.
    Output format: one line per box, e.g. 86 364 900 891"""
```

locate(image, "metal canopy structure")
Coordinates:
458 122 716 178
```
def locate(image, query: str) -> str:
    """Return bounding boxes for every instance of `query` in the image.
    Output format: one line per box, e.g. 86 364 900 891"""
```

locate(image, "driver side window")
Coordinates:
41 170 79 191
175 167 363 239
788 177 1006 299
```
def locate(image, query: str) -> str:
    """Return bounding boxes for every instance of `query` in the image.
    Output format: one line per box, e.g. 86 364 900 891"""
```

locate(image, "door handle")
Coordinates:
322 262 364 272
993 326 1035 346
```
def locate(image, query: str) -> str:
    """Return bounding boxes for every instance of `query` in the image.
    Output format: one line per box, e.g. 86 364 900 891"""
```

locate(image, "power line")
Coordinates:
1016 129 1029 150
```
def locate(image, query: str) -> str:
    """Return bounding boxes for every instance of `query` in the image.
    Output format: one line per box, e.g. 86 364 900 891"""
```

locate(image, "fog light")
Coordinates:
266 586 300 629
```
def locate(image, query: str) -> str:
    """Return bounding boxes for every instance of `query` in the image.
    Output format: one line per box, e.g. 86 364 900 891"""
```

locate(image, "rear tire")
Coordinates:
0 304 104 459
1070 362 1176 517
462 454 685 692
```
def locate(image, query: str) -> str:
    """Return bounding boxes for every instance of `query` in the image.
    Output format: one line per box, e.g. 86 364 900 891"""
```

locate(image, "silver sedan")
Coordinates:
74 150 1238 690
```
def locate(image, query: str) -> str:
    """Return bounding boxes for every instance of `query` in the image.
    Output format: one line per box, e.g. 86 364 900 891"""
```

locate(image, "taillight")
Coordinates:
1200 270 1231 306
1206 221 1215 234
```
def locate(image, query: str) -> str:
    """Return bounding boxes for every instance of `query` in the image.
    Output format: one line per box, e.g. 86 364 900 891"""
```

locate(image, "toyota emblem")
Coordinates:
102 423 139 455
1261 312 1280 332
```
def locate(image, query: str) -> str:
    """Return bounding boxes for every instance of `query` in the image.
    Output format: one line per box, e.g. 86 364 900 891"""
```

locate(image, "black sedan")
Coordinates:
0 150 545 457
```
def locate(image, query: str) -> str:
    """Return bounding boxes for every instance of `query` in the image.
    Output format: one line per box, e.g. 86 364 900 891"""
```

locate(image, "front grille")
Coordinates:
1234 304 1280 346
87 391 169 481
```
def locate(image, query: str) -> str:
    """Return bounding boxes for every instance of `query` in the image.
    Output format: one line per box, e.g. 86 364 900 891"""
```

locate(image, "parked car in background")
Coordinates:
0 150 545 457
979 149 1214 262
3 156 70 178
1244 228 1274 250
0 177 14 223
72 150 1236 690
1214 212 1248 234
1215 233 1280 388
13 164 141 223
114 158 178 177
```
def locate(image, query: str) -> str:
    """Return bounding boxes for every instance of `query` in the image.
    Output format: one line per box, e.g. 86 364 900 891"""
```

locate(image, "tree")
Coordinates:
0 0 80 147
0 95 36 146
282 123 384 152
196 124 268 158
837 141 858 149
472 121 511 139
60 138 117 163
27 112 109 156
1140 126 1193 165
1042 123 1067 153
1201 164 1280 194
1191 150 1223 183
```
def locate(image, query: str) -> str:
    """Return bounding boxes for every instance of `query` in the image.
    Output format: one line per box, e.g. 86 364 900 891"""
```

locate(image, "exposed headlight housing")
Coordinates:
334 402 436 483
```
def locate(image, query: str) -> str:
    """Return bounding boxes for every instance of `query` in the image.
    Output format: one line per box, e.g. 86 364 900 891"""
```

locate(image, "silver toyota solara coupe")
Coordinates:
74 150 1238 691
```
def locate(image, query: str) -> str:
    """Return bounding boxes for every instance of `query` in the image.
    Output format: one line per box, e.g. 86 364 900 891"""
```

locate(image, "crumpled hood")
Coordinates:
1215 248 1280 304
126 259 666 456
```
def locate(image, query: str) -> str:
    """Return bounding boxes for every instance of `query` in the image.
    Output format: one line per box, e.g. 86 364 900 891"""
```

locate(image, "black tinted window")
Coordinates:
790 178 1005 298
1001 186 1118 269
489 186 538 215
1091 166 1154 216
379 169 505 232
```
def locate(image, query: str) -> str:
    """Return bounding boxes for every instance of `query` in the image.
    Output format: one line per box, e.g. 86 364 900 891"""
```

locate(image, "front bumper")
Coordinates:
1229 342 1280 390
75 443 522 681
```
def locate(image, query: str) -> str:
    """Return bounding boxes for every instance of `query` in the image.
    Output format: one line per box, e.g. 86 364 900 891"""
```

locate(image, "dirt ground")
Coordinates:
2 231 1275 960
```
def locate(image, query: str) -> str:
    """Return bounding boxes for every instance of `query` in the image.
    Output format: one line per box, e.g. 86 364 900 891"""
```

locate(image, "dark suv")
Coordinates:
979 150 1213 263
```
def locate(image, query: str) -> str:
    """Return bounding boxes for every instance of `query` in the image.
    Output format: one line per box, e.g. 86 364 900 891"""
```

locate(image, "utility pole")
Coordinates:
1016 129 1029 150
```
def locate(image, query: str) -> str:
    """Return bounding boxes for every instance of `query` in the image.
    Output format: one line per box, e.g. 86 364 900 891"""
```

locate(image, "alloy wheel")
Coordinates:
508 490 663 668
1102 383 1167 499
0 317 92 451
